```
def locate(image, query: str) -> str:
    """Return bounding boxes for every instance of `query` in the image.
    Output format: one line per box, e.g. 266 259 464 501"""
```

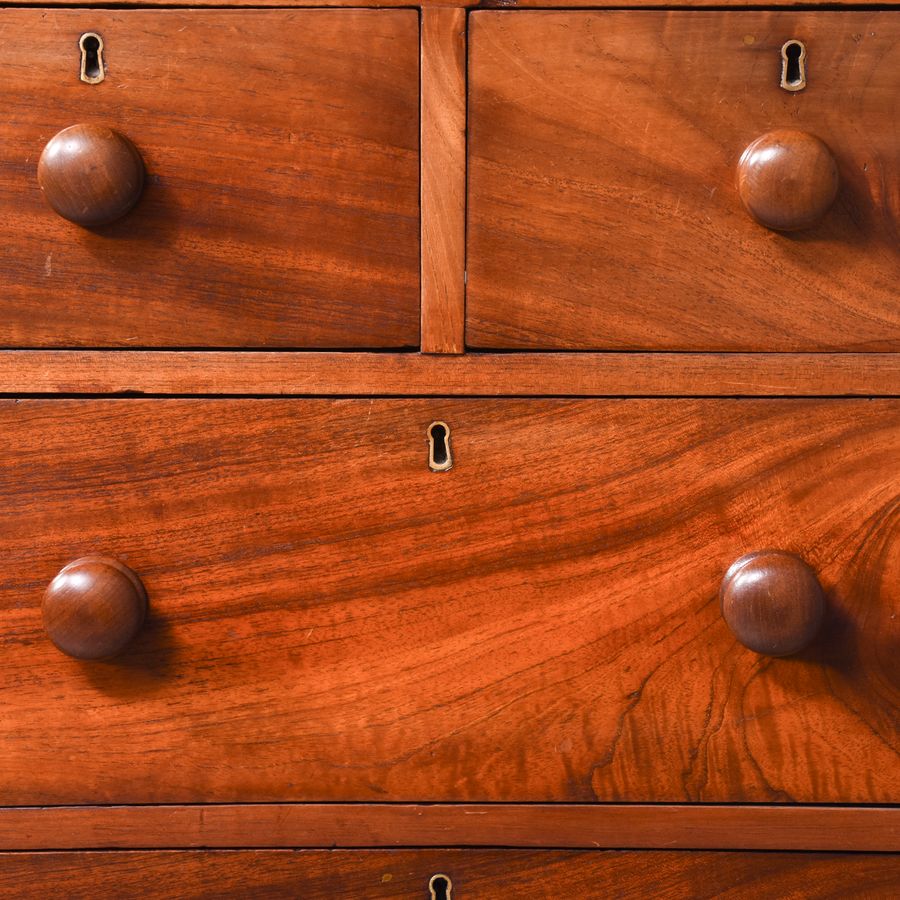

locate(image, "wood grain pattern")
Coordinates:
0 10 419 348
11 0 900 7
1 805 898 852
467 12 900 351
1 850 898 899
2 351 900 396
0 399 897 804
421 8 466 354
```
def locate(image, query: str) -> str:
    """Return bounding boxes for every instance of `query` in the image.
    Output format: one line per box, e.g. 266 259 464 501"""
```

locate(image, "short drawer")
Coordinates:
0 399 897 803
467 11 900 351
0 10 419 348
1 850 897 899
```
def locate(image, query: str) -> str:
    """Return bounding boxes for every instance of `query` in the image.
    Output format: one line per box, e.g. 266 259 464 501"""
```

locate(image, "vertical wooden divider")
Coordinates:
420 8 467 354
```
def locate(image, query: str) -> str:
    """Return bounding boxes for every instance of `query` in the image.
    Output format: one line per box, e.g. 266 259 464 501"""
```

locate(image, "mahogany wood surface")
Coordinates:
0 399 896 805
7 0 898 7
421 8 466 355
0 10 419 348
38 125 145 228
42 556 148 660
2 805 897 852
467 12 900 351
2 351 900 396
0 850 897 899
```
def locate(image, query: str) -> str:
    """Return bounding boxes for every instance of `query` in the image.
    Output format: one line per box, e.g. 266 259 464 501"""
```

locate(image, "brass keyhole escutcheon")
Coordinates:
429 874 452 900
427 422 453 472
79 32 105 84
781 40 807 91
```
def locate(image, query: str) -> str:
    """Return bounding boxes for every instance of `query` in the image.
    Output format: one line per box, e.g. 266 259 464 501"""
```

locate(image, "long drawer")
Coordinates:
1 850 898 899
0 399 897 803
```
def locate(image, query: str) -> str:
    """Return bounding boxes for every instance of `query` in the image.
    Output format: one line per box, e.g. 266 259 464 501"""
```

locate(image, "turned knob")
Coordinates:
737 130 839 232
37 124 145 227
42 557 148 659
720 551 825 656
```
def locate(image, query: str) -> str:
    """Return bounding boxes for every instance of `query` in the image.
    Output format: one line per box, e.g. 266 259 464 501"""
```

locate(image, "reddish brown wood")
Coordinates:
0 10 419 348
467 11 900 351
38 125 145 227
42 556 147 660
0 399 897 805
421 8 466 354
7 0 896 7
737 131 840 232
0 849 897 899
720 551 825 657
1 351 899 396
1 805 898 852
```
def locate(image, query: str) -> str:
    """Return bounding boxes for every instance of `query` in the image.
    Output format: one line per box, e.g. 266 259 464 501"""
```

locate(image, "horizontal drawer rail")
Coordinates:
1 804 897 852
2 351 899 396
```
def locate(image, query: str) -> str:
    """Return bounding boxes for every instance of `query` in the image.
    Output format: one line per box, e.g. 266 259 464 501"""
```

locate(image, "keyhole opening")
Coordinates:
429 874 452 900
780 40 806 91
427 422 452 473
79 33 105 85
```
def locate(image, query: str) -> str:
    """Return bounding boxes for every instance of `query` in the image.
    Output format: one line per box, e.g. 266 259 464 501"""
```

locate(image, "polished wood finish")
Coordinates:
0 850 897 898
38 125 145 227
467 12 900 351
42 556 147 659
721 551 825 657
0 10 419 348
13 0 900 7
2 351 899 396
737 131 839 232
421 8 466 355
0 399 896 804
1 805 897 852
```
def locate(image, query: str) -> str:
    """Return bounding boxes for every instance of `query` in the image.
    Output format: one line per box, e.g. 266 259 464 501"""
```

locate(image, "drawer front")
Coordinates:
467 11 900 351
0 399 897 804
0 10 419 348
1 850 897 899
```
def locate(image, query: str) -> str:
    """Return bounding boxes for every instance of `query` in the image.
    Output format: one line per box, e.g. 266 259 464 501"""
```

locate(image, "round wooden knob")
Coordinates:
737 130 839 231
720 551 825 656
42 557 148 660
38 124 145 227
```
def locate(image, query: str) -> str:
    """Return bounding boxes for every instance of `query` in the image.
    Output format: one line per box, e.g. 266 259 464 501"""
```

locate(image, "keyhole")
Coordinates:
79 33 105 85
427 422 452 472
781 40 807 92
429 874 452 900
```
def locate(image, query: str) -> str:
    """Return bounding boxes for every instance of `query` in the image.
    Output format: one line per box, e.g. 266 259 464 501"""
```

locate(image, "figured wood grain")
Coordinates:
467 12 900 351
0 10 419 348
421 8 466 354
0 850 897 899
2 351 900 396
0 399 897 804
1 805 898 852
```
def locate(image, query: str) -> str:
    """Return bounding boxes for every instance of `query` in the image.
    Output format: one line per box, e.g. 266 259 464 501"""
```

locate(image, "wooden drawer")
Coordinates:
0 399 897 804
0 10 419 348
467 11 900 351
1 850 898 899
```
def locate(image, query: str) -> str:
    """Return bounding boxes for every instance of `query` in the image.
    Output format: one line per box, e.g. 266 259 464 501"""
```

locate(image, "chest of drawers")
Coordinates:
0 2 897 897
